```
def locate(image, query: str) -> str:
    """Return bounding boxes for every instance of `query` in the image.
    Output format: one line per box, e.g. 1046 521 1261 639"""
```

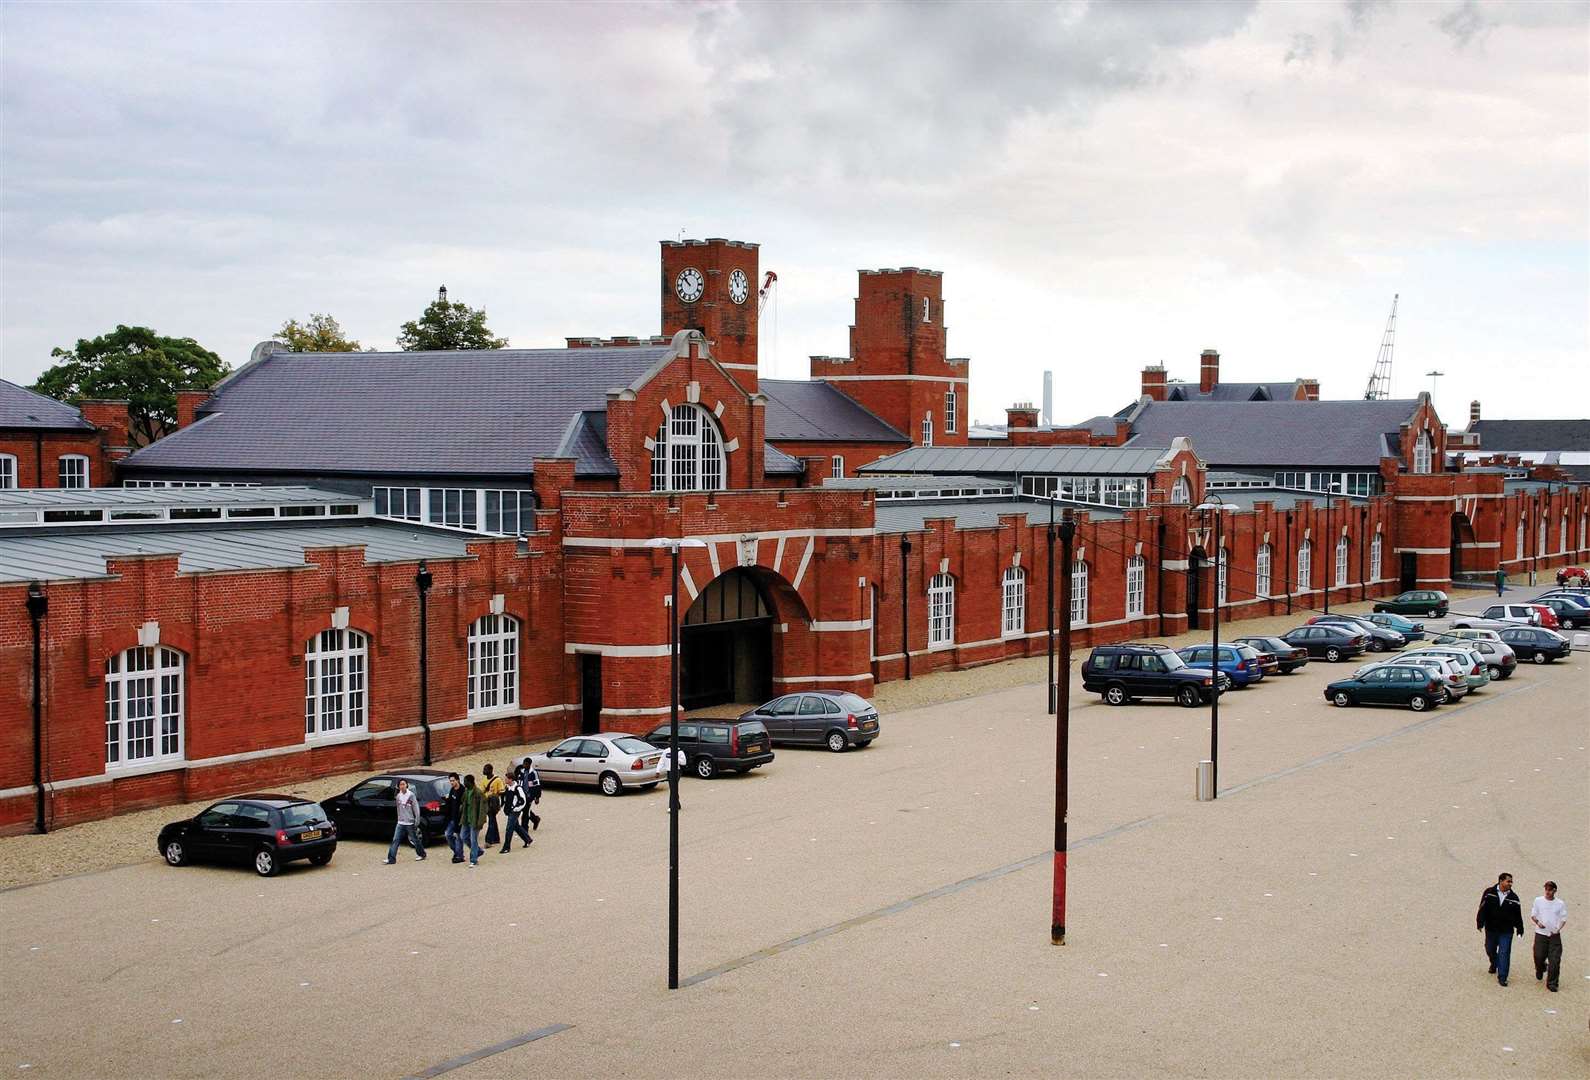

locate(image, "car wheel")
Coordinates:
163 839 187 867
1409 694 1430 712
1532 652 1548 665
308 851 333 867
1487 665 1502 680
694 756 717 780
1325 647 1342 662
1332 691 1353 708
1369 639 1385 653
253 848 279 877
1176 686 1201 708
826 730 848 753
1104 684 1128 706
599 772 622 796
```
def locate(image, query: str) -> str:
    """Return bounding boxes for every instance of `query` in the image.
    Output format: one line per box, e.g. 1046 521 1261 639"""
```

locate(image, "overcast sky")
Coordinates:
2 0 1585 427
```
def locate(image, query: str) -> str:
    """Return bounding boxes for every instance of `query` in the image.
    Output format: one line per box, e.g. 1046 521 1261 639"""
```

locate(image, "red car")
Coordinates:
1528 604 1561 630
1555 566 1588 587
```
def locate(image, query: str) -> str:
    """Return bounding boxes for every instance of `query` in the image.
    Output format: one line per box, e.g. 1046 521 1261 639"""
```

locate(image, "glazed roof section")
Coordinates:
1124 399 1421 468
859 444 1171 476
0 378 94 431
0 485 352 511
875 498 1124 534
759 379 910 443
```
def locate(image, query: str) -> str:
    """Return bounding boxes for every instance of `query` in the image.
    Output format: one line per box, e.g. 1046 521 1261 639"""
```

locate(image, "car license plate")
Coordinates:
863 721 877 731
299 830 322 842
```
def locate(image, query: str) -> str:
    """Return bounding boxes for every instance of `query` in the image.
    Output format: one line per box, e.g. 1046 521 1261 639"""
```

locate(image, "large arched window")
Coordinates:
1126 555 1146 617
1370 534 1382 582
651 404 725 493
1335 536 1350 587
1170 477 1191 504
1297 540 1313 591
1001 567 1026 638
928 572 955 648
1538 514 1547 557
1256 544 1273 597
1215 547 1229 606
1412 432 1432 474
1516 517 1525 560
468 613 520 714
305 627 368 738
1071 559 1089 624
105 646 184 767
1559 514 1568 555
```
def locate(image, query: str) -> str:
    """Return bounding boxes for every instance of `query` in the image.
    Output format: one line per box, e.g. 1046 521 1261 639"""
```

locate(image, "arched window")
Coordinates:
1370 534 1383 581
1580 513 1587 551
1412 432 1432 475
305 627 368 738
1335 535 1350 587
1297 540 1313 591
1216 547 1228 606
468 613 520 715
1256 544 1272 597
1170 476 1191 504
1538 514 1548 557
1126 555 1147 617
0 453 16 489
1070 559 1089 624
1001 567 1026 638
1516 517 1525 560
105 646 184 767
58 454 89 489
651 404 725 493
944 388 957 434
922 412 934 447
927 573 955 648
1560 514 1568 555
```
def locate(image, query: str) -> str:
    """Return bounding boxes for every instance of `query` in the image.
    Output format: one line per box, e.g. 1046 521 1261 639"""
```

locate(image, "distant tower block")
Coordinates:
1042 371 1053 426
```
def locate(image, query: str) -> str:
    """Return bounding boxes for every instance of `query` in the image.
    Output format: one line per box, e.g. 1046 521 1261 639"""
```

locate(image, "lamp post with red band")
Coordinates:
1052 512 1075 945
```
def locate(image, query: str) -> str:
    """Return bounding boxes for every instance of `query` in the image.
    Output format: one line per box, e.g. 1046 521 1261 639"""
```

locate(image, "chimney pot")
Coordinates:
1199 349 1220 395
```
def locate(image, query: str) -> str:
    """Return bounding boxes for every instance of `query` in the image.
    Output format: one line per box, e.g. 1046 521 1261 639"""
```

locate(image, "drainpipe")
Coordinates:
415 561 434 765
26 581 48 834
1155 518 1166 636
1359 508 1368 601
1284 513 1293 616
34 432 44 488
899 535 912 681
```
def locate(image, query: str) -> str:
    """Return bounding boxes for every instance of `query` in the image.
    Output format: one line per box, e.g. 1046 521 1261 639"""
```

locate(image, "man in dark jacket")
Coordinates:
1477 872 1525 985
441 773 464 864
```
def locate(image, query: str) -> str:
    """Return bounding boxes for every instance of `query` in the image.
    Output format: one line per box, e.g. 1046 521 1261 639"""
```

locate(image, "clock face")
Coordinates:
728 268 749 305
675 267 705 304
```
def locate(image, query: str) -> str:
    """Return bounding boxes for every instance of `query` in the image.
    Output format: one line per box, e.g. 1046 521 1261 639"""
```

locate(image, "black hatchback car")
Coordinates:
642 719 775 778
322 770 453 842
1281 625 1369 663
739 692 881 752
158 795 337 877
1232 635 1309 674
1081 643 1224 708
1497 626 1573 664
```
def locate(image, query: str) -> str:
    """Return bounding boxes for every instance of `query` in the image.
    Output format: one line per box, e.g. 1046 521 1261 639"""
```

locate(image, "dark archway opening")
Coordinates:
1450 512 1476 583
681 569 774 709
1186 546 1207 631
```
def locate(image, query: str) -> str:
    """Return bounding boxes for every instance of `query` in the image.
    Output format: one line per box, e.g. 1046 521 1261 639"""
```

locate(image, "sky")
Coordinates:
1 0 1585 428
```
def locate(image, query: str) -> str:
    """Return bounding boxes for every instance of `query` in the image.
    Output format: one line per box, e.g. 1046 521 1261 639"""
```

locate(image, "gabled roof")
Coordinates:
1469 419 1590 453
123 345 676 477
1166 380 1302 402
760 379 909 443
1125 399 1421 468
0 378 94 431
859 444 1173 476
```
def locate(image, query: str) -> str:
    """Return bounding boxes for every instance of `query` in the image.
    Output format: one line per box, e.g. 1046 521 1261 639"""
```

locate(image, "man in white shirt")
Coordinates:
1530 881 1567 992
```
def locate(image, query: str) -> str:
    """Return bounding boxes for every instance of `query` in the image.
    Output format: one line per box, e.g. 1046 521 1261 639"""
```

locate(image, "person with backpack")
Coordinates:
499 775 534 853
441 773 465 863
520 756 542 831
481 763 505 846
458 774 486 868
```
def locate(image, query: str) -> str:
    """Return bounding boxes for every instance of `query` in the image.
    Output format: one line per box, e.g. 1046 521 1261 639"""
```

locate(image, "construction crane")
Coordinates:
756 270 778 315
1363 293 1399 400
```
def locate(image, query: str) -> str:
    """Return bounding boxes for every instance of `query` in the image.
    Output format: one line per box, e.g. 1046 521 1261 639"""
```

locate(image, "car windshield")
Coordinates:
612 738 654 755
833 693 873 712
1160 651 1187 671
279 803 327 827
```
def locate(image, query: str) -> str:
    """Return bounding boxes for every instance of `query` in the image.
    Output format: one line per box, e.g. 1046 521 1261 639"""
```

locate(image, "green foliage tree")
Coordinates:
32 325 228 446
277 313 364 352
397 286 508 351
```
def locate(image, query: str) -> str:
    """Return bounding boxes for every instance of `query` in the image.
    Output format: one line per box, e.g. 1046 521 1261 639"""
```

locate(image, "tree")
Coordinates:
32 325 229 446
397 286 508 351
277 313 364 352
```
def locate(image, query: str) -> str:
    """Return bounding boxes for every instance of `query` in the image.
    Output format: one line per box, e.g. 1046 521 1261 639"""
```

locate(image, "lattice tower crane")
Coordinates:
1364 293 1399 400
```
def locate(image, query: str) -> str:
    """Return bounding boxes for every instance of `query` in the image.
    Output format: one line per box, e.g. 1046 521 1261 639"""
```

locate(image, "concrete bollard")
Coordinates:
1196 760 1215 802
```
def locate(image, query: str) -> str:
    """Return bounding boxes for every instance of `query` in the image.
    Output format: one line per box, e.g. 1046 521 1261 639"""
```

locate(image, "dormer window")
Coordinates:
651 403 726 493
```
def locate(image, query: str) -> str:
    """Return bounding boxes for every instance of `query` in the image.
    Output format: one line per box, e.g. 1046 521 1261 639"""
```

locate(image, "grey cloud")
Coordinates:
1435 1 1495 48
1284 33 1317 65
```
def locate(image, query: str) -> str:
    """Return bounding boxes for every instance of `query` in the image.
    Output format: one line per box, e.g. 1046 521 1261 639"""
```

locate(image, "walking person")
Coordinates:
441 773 465 864
481 763 505 847
1494 567 1507 597
384 778 427 864
521 756 542 831
1477 872 1525 985
459 774 486 867
1530 881 1567 992
499 775 534 853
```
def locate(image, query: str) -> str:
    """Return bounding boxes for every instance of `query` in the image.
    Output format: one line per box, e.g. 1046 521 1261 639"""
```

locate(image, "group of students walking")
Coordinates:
384 759 545 868
1476 872 1567 991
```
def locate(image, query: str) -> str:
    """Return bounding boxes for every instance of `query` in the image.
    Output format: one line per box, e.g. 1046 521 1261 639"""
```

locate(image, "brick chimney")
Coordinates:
1299 379 1320 401
1469 400 1481 427
175 390 212 431
1141 365 1168 402
79 399 130 454
1006 402 1040 429
1199 349 1220 394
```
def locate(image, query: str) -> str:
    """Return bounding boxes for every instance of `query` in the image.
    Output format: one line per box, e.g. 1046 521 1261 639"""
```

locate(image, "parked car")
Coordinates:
158 795 337 877
1365 612 1425 641
1233 640 1281 675
1357 655 1470 702
1453 604 1540 628
1526 605 1562 631
1431 635 1517 679
739 692 880 752
1281 625 1369 663
1324 665 1444 711
1530 597 1585 630
1177 643 1266 687
323 770 453 841
1081 643 1225 707
1374 590 1449 617
1233 635 1309 674
1553 566 1588 587
1497 626 1573 665
532 734 667 796
1534 591 1590 611
641 718 775 777
1406 646 1490 689
1307 614 1406 653
1437 628 1503 643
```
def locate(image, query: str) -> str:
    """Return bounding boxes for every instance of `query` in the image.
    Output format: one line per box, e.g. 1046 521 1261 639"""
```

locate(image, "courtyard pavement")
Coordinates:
1 594 1585 1077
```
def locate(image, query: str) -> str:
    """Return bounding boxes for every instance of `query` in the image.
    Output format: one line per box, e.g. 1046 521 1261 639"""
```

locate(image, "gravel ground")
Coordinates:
0 593 1498 892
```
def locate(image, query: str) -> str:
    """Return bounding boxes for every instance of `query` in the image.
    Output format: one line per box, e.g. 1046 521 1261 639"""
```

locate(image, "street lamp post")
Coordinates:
1195 496 1236 797
415 561 434 766
1046 492 1056 716
1052 511 1074 944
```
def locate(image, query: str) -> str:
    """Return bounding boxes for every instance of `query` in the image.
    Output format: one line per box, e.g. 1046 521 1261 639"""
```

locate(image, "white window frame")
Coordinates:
651 403 726 493
467 613 520 716
1070 559 1089 625
1516 517 1525 560
831 455 844 479
923 296 931 323
1297 540 1313 591
1001 567 1026 638
944 388 957 434
1256 544 1272 597
58 454 89 489
927 572 955 649
0 453 16 489
1580 514 1587 551
1538 514 1547 557
1335 535 1349 587
1170 476 1190 504
1413 433 1432 474
1216 547 1228 606
305 627 369 739
1369 534 1382 582
1560 514 1568 555
1126 555 1146 617
922 412 933 447
105 646 184 769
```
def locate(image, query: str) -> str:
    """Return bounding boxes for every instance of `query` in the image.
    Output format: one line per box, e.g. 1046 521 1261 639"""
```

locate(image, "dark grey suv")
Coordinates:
738 692 880 752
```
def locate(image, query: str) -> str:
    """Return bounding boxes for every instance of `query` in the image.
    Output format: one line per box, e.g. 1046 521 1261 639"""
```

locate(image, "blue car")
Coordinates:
1366 612 1425 641
1177 643 1265 687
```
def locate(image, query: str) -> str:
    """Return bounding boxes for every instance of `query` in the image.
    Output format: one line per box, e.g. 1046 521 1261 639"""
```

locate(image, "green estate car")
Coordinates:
1373 589 1449 617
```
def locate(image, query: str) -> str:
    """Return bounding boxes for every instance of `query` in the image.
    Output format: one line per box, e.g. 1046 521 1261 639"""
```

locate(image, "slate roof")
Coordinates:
0 378 94 431
1124 399 1421 468
763 443 804 475
859 444 1171 476
1166 381 1302 402
1469 419 1590 453
759 380 909 443
122 346 674 478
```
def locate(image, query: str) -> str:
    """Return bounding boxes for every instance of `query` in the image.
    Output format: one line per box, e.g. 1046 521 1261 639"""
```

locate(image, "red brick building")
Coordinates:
1 379 132 490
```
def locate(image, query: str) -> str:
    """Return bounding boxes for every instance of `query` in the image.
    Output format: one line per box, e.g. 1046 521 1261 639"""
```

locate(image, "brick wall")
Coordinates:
1 427 118 488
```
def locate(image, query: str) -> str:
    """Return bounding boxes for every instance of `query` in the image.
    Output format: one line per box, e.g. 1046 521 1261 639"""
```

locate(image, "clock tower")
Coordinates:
661 238 760 393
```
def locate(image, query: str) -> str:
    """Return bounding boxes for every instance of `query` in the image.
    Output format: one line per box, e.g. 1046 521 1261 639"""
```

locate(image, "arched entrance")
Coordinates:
681 568 774 709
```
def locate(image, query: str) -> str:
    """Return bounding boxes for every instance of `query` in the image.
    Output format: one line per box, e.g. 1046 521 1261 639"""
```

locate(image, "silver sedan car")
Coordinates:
532 733 667 796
